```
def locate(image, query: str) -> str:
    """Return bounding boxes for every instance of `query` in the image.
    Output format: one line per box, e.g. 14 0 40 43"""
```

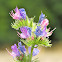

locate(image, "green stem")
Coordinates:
30 45 34 62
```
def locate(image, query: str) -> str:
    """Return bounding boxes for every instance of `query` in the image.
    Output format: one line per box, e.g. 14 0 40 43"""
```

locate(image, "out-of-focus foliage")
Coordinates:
0 0 62 46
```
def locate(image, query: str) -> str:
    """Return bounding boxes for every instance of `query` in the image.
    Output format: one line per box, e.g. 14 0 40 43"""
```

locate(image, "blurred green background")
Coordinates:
0 0 62 49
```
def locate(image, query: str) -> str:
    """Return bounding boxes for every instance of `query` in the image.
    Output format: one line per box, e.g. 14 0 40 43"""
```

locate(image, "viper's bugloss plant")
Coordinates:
6 7 56 62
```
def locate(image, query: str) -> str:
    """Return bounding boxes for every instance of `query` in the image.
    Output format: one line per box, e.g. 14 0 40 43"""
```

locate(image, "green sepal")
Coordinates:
38 38 52 47
11 16 36 30
20 37 52 47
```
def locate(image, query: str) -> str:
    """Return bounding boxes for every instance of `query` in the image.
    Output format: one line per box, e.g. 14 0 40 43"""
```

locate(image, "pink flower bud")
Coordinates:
41 19 49 28
31 36 34 40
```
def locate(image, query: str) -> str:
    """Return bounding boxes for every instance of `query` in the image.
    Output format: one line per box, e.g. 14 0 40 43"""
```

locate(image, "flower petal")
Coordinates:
18 42 26 54
33 48 39 56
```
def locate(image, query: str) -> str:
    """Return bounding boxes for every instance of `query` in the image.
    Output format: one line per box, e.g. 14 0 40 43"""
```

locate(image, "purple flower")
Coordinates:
18 42 26 54
34 26 43 37
10 7 26 20
34 26 49 37
17 26 32 39
42 26 47 37
19 8 26 20
25 26 32 35
40 26 56 38
11 44 20 57
39 13 45 23
33 48 39 56
6 44 20 58
28 46 39 56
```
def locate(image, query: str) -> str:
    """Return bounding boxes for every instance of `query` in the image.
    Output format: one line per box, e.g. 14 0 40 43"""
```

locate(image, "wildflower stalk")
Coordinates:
7 7 56 62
